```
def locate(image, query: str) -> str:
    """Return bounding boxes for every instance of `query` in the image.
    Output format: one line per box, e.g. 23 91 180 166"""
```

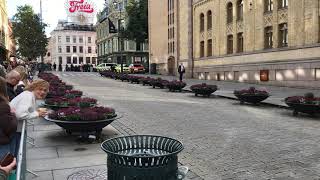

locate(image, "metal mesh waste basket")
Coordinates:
101 135 188 180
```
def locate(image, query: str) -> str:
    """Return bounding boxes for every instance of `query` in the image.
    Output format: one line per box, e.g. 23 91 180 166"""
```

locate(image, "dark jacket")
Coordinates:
15 84 25 95
178 65 185 74
0 97 17 145
6 83 16 101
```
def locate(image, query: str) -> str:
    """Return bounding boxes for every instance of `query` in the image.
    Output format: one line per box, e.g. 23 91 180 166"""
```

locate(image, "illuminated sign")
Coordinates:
65 0 96 24
65 0 95 15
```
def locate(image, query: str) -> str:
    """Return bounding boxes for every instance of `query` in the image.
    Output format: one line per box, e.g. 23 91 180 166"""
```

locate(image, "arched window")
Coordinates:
200 13 205 32
237 0 243 21
227 2 233 23
207 10 212 30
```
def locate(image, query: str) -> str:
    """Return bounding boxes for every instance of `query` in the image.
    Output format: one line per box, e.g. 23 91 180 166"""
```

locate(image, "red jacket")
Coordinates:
0 97 17 145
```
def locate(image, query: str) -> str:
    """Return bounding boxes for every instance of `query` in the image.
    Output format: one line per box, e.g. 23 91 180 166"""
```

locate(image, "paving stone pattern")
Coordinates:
54 72 320 180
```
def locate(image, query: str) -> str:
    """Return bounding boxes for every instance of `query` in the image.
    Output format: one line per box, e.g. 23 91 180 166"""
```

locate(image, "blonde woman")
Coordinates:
10 79 49 150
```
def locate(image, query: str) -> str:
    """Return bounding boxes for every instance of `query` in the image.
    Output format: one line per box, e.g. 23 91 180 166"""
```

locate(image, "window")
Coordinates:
67 56 71 64
278 0 288 8
86 57 91 64
79 46 83 53
237 0 243 21
264 26 273 49
279 23 288 47
59 57 62 64
200 41 205 57
92 57 97 65
200 13 205 32
172 42 175 53
207 11 212 30
227 3 233 23
227 35 233 54
237 32 244 53
73 36 76 43
58 46 62 53
66 36 70 43
73 57 77 64
58 36 61 42
66 46 70 53
79 57 83 64
265 0 273 12
88 37 92 43
88 46 92 53
207 39 212 56
79 36 83 43
73 46 77 53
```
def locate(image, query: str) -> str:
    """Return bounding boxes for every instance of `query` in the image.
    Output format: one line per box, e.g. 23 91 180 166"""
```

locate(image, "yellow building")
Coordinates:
149 0 320 88
0 0 9 63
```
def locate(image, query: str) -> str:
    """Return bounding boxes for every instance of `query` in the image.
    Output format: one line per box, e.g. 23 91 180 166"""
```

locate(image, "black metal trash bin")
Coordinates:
101 135 188 180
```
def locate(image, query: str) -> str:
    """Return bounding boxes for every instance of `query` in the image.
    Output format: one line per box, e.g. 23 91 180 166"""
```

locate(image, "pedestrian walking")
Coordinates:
178 63 185 81
53 63 57 71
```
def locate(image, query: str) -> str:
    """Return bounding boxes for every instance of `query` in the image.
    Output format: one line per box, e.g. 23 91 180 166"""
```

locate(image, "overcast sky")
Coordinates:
8 0 105 37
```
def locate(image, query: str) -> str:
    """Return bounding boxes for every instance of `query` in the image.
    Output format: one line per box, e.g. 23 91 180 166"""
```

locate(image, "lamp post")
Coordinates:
113 1 123 73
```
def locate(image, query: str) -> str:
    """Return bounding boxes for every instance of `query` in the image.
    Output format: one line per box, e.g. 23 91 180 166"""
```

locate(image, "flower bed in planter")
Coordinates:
118 74 130 82
65 90 83 98
234 87 269 104
166 80 186 92
190 83 218 97
139 77 153 86
47 87 66 98
128 76 143 84
100 71 115 78
150 78 169 89
285 93 320 116
48 106 116 121
46 106 117 139
45 97 97 109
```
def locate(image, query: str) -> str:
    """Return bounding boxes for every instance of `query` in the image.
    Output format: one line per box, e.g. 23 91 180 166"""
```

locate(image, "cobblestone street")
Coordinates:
56 72 320 180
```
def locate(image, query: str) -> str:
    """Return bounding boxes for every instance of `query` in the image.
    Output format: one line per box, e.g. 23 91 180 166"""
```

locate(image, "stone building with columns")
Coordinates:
149 0 320 88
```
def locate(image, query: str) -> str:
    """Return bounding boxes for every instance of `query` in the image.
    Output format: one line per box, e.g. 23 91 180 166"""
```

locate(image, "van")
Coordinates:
96 63 117 72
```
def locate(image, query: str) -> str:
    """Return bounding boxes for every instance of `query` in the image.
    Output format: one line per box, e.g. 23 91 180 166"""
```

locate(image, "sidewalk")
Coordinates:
134 74 320 107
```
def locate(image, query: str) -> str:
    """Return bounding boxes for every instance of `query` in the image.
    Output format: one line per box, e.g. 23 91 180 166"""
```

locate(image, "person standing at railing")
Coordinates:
0 158 16 180
0 76 17 159
5 70 21 101
10 79 49 155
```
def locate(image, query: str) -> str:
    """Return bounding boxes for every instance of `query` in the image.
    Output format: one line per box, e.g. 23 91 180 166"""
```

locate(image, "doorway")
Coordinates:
168 57 175 76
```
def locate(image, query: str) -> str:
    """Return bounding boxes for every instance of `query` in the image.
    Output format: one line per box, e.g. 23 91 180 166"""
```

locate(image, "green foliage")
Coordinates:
12 5 48 61
121 0 148 44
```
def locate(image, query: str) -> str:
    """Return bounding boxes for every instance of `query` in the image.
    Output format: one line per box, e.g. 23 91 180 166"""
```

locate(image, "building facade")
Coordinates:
8 20 16 62
50 21 97 71
0 0 10 63
96 0 149 69
149 0 320 88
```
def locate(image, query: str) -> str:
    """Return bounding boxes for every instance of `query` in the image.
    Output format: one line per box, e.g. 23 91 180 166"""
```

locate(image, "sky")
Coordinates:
7 0 105 37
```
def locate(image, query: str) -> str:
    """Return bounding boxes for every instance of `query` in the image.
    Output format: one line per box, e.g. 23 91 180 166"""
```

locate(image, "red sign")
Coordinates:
68 0 94 13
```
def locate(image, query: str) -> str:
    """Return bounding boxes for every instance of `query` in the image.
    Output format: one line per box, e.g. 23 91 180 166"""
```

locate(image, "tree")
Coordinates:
12 5 48 61
121 0 148 45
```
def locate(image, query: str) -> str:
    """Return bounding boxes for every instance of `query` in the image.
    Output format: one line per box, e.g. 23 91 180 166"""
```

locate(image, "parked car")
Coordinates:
129 64 145 74
115 64 130 73
96 63 117 72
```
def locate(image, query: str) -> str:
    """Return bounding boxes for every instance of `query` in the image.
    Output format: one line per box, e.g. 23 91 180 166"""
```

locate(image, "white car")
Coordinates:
96 63 117 72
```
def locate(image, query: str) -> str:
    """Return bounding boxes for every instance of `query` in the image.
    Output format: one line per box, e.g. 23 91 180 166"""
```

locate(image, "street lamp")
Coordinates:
113 1 124 73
